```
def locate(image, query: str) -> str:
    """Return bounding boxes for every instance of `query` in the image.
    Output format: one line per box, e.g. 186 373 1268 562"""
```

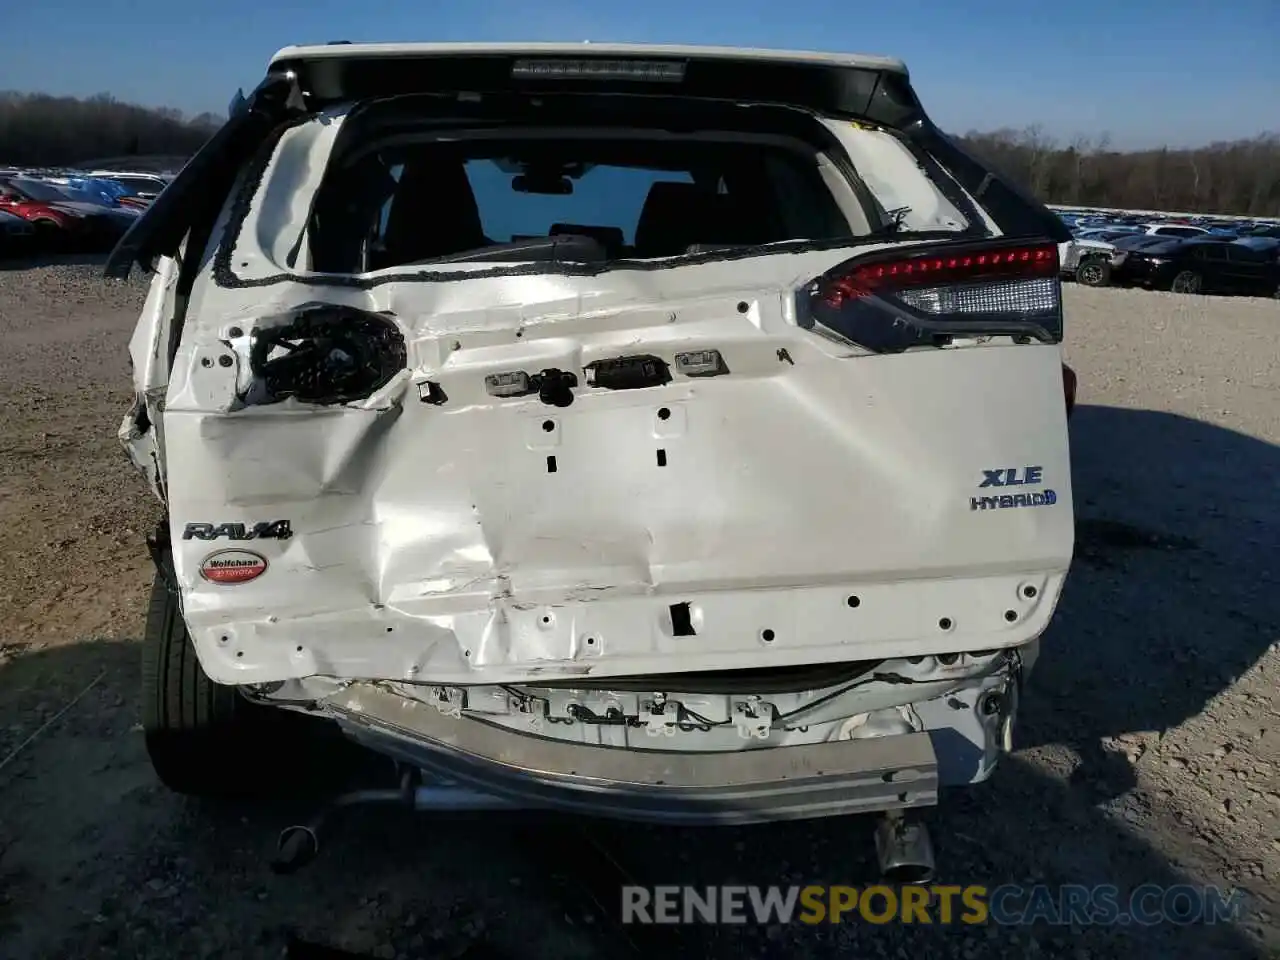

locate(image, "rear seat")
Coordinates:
633 181 762 257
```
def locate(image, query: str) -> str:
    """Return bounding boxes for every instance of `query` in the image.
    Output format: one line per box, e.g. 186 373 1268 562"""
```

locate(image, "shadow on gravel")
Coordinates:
1019 404 1278 793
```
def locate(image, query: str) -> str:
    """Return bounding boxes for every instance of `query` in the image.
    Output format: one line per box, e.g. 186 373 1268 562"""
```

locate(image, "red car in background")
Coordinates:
0 177 134 251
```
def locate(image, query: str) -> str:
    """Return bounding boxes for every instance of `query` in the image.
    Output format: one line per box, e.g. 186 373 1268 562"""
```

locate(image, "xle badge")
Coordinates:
979 466 1043 487
972 465 1057 511
200 549 268 584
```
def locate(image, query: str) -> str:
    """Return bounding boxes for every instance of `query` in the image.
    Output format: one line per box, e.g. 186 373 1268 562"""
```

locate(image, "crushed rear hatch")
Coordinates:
113 44 1074 692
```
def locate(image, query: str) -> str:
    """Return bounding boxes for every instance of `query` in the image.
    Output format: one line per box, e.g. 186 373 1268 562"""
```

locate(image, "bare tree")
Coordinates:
0 92 219 167
957 127 1279 215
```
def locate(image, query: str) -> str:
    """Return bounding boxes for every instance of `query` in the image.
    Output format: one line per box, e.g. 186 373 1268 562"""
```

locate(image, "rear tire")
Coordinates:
141 564 283 798
1075 258 1111 287
1170 270 1202 294
31 219 64 254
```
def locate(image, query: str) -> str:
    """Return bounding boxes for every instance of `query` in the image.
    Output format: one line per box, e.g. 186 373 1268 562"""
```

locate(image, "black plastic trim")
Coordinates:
907 120 1072 244
104 71 308 279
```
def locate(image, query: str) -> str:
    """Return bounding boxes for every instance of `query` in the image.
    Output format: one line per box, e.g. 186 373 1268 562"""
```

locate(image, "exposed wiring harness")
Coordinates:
498 670 930 732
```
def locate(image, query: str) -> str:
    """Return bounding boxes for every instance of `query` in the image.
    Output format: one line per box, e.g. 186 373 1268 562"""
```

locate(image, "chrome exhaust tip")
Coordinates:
874 814 936 885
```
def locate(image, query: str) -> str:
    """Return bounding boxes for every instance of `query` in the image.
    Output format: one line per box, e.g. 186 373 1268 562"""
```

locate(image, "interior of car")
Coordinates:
307 135 856 273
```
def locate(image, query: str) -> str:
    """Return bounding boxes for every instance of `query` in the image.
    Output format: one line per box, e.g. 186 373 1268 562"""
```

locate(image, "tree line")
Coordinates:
957 127 1280 218
0 92 219 169
1 92 1276 217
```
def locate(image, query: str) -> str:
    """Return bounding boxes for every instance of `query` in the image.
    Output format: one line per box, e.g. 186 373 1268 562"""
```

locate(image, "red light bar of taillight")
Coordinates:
823 243 1059 307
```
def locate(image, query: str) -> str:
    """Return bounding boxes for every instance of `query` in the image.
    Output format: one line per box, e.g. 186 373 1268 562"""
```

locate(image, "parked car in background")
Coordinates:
1074 227 1141 242
1111 234 1177 252
89 171 169 200
34 180 141 235
1232 236 1280 260
1112 236 1280 296
48 175 149 210
49 181 143 216
1140 222 1208 239
1059 237 1119 286
0 177 135 251
0 178 80 247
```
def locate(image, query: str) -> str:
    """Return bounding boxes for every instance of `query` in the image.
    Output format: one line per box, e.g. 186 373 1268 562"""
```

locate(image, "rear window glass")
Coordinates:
464 161 693 246
1225 245 1264 262
308 136 854 272
1190 244 1227 260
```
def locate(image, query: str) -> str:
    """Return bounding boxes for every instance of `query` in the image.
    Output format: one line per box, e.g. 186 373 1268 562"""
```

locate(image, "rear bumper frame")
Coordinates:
325 682 939 826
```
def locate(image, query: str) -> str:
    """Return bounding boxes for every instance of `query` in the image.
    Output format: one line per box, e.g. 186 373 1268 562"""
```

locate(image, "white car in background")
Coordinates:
107 42 1077 879
1141 222 1209 239
1059 236 1121 286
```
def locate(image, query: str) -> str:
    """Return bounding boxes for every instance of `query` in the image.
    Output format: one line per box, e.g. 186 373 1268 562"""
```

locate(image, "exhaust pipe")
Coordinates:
271 770 519 875
874 814 936 884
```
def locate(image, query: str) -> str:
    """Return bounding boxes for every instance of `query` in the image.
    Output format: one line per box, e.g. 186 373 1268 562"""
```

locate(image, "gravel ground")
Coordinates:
0 260 1276 960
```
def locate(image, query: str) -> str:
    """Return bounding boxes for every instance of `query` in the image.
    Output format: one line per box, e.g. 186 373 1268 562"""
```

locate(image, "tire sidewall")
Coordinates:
1076 258 1110 287
1171 270 1202 294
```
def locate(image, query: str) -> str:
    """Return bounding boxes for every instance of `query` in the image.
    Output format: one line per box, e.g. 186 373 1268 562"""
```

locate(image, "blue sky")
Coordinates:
1 0 1276 149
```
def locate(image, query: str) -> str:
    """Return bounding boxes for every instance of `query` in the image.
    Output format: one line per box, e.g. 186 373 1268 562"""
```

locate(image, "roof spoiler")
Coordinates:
272 47 925 128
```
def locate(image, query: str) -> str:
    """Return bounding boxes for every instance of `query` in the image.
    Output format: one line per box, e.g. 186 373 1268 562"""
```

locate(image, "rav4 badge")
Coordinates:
199 549 268 585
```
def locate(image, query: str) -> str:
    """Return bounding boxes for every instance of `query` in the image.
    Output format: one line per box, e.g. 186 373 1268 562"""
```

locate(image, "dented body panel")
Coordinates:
161 256 1072 686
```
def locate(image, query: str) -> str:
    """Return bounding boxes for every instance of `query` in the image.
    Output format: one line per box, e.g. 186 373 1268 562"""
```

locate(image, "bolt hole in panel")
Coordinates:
652 402 686 439
192 572 1057 684
670 602 696 637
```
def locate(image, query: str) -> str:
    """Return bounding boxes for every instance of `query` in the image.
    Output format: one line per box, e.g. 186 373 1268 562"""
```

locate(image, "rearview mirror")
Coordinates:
512 174 573 195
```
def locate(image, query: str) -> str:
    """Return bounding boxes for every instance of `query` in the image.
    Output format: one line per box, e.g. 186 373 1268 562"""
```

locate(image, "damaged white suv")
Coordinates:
111 43 1075 877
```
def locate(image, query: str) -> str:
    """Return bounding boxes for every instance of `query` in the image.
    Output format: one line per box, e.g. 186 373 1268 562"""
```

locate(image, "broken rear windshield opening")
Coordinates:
307 134 856 273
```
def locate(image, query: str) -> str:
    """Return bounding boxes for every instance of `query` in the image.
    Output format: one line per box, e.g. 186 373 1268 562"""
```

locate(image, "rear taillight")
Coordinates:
798 240 1063 353
246 306 406 406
